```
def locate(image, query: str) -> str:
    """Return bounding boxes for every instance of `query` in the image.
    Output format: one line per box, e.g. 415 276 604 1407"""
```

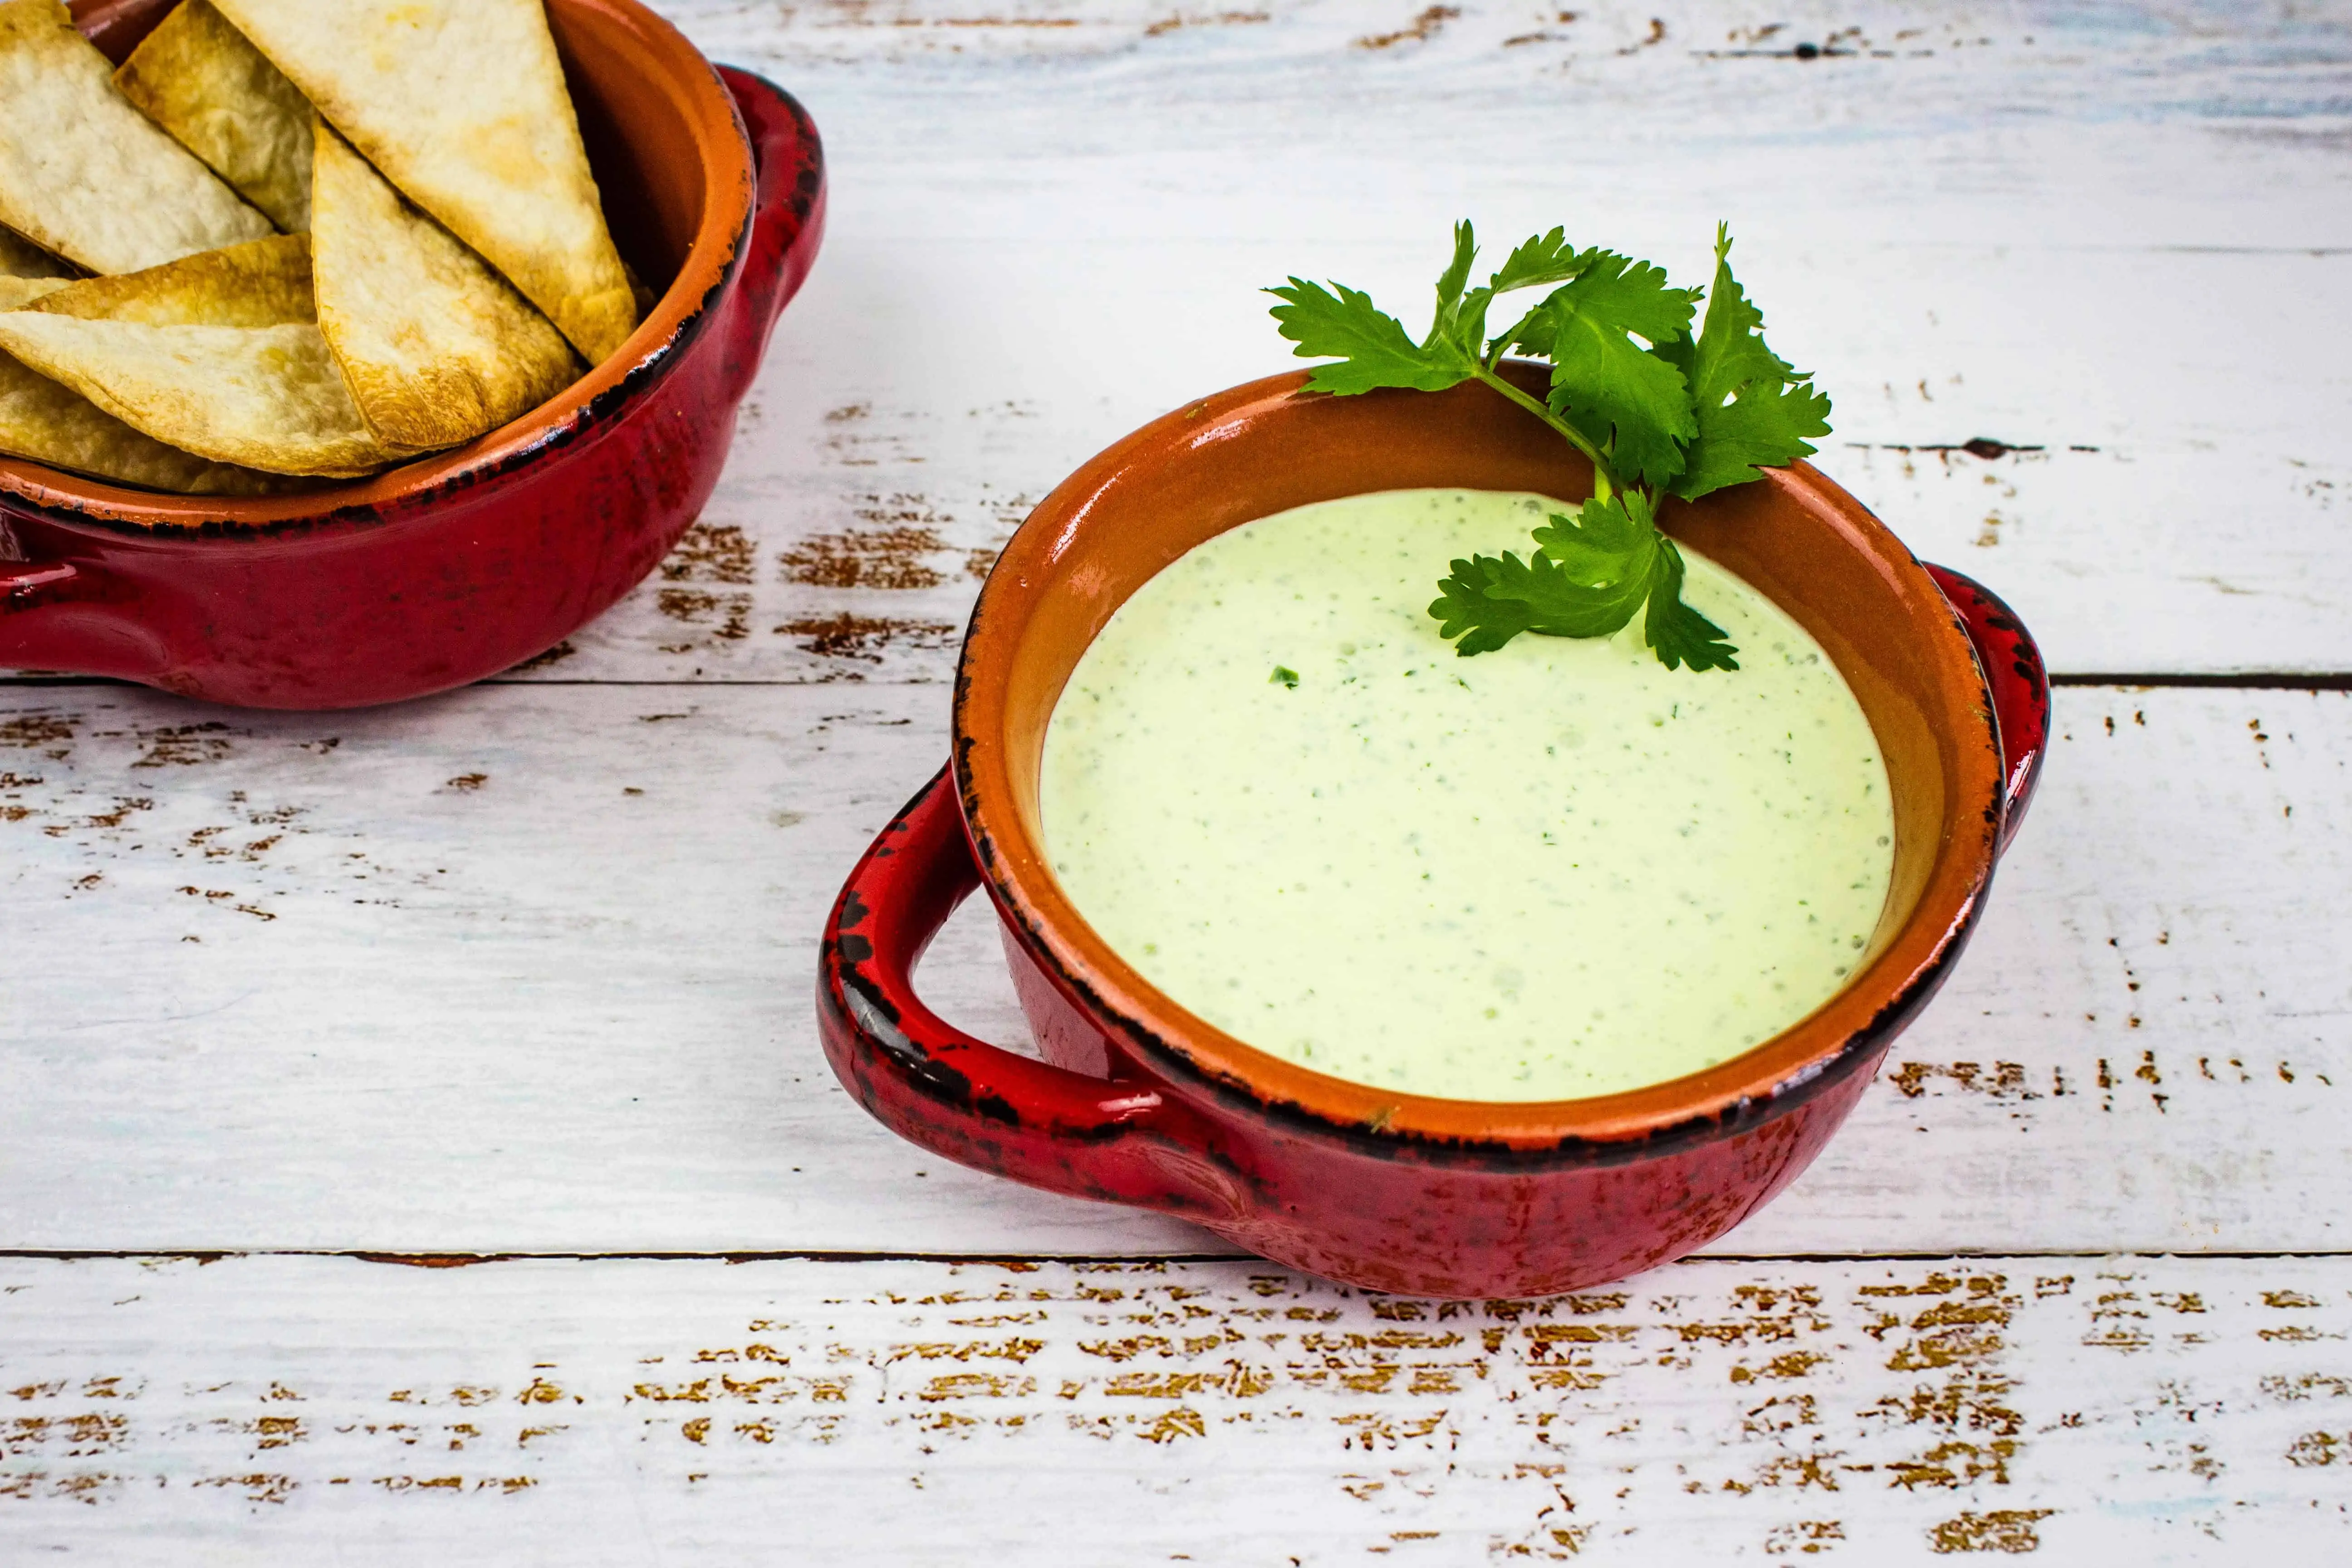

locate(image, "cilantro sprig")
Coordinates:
1266 222 1830 672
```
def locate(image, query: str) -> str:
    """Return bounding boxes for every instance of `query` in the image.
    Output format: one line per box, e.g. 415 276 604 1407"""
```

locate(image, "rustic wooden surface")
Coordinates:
1 682 2344 1257
5 0 2349 1558
3 1254 2348 1563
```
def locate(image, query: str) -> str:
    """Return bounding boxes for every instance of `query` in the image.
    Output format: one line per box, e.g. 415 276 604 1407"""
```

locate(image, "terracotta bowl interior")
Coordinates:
959 371 2000 1142
546 0 707 302
8 0 743 525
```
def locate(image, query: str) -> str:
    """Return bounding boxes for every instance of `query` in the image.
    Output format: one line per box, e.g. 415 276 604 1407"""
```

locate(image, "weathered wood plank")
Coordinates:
2 1253 2348 1562
3 684 2342 1255
478 0 2352 684
533 244 2352 687
16 4 2347 685
3 7 2338 1556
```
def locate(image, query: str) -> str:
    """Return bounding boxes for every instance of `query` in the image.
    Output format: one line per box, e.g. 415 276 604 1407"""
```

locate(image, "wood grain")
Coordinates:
4 5 2345 1554
17 6 2343 684
3 683 2341 1256
475 0 2352 685
3 1253 2347 1562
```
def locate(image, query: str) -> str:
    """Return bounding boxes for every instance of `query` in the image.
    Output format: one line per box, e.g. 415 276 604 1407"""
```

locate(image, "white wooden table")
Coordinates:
5 3 2349 1560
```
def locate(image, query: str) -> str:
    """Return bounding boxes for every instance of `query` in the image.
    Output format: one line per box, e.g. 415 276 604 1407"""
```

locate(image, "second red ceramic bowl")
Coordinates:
819 367 2048 1299
0 0 825 710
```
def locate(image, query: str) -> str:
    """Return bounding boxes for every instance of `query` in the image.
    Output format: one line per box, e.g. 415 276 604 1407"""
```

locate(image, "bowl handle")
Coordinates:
0 519 173 679
1927 564 2049 854
715 67 827 404
818 765 1245 1218
0 533 85 671
0 557 82 670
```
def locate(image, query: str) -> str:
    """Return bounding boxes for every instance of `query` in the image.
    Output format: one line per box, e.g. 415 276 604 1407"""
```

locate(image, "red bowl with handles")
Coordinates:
0 0 825 710
819 365 2049 1300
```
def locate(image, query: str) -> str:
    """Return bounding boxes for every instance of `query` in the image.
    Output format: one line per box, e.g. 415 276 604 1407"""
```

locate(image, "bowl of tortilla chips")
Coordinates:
0 0 824 708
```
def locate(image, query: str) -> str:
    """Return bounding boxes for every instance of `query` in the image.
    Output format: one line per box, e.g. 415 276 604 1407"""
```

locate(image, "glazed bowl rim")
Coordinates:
953 367 2005 1159
0 0 751 542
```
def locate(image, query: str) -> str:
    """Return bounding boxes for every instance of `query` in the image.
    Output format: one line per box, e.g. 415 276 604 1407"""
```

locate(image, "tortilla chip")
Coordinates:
0 319 287 496
1 357 291 494
115 0 314 233
24 232 311 327
0 223 73 279
0 0 273 274
0 276 66 309
311 122 577 449
211 0 637 363
0 313 409 476
0 238 416 476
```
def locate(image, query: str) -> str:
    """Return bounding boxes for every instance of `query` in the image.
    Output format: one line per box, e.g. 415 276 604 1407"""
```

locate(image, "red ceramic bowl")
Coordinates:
0 0 825 710
820 367 2049 1299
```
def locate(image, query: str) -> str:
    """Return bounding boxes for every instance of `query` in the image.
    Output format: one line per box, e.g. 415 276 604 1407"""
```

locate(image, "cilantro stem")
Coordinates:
1468 365 1618 501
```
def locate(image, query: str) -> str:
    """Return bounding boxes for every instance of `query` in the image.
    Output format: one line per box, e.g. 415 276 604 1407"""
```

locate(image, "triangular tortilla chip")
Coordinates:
115 0 314 234
0 351 290 494
26 231 311 326
311 122 577 449
0 315 400 477
3 274 284 493
0 275 67 310
0 223 73 279
0 238 416 476
0 0 273 274
211 0 637 363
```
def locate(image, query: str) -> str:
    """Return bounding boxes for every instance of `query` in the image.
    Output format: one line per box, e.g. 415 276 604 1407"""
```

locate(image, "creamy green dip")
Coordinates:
1039 489 1894 1102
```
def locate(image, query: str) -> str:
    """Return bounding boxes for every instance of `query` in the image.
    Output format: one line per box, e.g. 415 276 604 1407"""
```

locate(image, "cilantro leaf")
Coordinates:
1429 556 1537 656
1265 277 1474 395
1480 544 1651 637
1468 227 1598 356
1429 547 1646 656
1544 250 1698 345
1488 227 1596 296
1672 379 1833 501
1511 253 1700 487
1658 225 1791 406
1661 226 1833 501
1428 220 1479 347
1530 488 1659 587
1432 493 1658 656
1643 540 1740 671
1432 492 1740 671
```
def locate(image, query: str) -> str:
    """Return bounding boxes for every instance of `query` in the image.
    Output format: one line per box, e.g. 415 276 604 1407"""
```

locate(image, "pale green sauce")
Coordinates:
1039 489 1894 1102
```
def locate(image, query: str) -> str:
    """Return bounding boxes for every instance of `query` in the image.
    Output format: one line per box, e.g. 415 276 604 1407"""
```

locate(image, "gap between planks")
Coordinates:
8 673 2352 690
6 1249 2352 1266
